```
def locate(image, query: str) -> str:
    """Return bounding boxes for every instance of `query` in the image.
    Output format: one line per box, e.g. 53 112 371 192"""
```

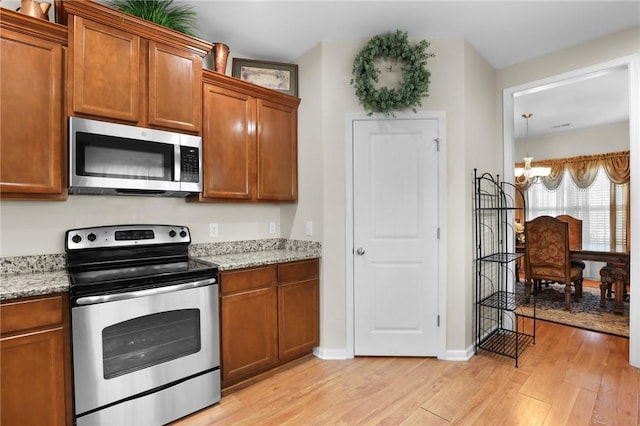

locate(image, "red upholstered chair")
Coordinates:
525 216 584 311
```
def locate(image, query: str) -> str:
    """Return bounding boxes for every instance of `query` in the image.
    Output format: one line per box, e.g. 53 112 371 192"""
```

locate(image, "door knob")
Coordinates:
356 247 366 255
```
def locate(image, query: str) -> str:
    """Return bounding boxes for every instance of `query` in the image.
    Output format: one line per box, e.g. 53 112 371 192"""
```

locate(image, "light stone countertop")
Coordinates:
198 249 320 271
1 270 70 301
1 247 320 301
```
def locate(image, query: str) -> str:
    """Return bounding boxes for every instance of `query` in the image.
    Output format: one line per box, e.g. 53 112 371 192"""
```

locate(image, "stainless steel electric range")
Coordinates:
65 224 220 426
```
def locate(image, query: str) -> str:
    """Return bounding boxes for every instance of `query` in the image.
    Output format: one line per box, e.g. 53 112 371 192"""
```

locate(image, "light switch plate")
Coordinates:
305 221 313 236
269 222 276 234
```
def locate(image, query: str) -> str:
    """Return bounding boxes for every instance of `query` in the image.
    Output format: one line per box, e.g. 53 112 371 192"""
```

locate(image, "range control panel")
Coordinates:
65 224 190 251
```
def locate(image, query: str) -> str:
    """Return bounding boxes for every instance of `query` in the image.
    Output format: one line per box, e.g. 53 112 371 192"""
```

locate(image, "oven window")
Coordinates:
102 309 200 379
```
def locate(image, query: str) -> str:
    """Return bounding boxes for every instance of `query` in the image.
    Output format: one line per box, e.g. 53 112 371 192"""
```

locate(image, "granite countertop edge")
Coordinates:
1 249 320 301
199 249 320 271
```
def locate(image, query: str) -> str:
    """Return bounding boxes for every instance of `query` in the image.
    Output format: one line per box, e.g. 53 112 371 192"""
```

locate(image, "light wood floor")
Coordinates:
174 319 639 425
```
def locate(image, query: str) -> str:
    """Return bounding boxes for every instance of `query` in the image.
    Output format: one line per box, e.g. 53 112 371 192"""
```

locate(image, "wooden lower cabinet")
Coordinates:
220 265 278 386
0 294 71 426
220 259 319 388
278 259 320 361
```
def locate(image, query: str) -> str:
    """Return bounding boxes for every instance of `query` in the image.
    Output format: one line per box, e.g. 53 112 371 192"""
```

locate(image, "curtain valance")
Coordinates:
515 151 630 191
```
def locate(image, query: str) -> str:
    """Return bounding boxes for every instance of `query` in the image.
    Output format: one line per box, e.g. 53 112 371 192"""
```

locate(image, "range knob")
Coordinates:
87 233 97 242
169 230 176 238
179 230 187 238
71 234 82 244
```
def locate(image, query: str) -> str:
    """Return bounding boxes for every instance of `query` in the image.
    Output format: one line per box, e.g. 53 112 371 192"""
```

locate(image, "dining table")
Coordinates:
516 243 630 315
571 243 630 315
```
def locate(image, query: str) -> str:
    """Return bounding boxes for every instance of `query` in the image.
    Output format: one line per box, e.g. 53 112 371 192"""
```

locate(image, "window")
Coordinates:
525 166 629 278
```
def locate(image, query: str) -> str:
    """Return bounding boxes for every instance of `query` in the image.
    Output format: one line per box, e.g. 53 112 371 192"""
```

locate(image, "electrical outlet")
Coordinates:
269 222 276 234
305 221 313 236
209 223 219 237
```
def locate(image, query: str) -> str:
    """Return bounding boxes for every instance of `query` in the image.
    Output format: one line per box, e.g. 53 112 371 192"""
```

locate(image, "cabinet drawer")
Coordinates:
221 265 277 295
1 295 63 335
278 259 319 284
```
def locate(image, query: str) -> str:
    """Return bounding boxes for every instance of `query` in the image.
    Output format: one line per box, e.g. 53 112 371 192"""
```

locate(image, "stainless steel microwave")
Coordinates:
69 117 202 196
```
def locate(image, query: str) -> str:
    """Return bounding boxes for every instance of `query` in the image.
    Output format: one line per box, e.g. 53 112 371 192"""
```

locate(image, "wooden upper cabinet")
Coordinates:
197 71 300 203
202 83 256 199
62 0 210 133
257 99 298 201
0 9 67 200
148 41 202 132
70 17 141 122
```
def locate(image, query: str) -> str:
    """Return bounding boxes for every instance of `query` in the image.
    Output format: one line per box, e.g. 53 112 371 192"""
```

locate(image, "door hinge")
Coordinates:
437 228 440 239
434 138 440 151
437 315 440 326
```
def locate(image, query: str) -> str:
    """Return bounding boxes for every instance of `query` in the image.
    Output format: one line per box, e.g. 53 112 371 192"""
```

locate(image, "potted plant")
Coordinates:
107 0 198 37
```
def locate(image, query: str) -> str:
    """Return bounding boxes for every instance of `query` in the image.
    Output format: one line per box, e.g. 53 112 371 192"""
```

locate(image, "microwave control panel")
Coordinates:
181 146 200 183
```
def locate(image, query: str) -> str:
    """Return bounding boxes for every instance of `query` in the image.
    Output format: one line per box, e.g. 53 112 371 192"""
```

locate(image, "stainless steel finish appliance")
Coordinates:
69 117 202 196
66 225 220 426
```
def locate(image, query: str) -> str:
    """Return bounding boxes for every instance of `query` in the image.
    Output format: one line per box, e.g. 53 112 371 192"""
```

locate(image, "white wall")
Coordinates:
463 40 499 345
497 27 639 91
281 44 324 243
515 122 629 160
301 36 497 355
0 196 281 256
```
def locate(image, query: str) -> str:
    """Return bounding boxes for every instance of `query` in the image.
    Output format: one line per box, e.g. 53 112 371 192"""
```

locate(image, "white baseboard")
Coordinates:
313 345 475 361
442 345 474 361
313 346 353 360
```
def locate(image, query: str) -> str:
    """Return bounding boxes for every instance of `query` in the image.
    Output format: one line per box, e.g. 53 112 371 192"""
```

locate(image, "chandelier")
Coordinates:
514 113 551 180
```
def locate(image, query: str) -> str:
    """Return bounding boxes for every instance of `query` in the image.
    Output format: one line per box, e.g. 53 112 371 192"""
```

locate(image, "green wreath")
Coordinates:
351 30 434 115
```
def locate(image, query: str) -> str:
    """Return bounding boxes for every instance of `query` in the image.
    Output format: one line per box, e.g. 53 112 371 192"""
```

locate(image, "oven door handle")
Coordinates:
75 277 217 305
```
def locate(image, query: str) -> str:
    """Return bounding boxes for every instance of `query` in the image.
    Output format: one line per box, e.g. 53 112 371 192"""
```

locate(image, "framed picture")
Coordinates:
232 58 298 97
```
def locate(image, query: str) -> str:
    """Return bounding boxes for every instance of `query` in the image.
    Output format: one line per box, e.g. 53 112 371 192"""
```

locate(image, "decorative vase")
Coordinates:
213 43 230 74
19 0 50 20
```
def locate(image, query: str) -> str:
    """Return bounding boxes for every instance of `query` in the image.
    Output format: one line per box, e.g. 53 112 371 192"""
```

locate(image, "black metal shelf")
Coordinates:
477 328 534 361
478 252 523 264
478 290 530 311
474 169 534 367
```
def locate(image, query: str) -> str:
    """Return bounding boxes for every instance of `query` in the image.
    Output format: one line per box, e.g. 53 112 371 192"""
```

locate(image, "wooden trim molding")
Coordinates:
59 0 212 57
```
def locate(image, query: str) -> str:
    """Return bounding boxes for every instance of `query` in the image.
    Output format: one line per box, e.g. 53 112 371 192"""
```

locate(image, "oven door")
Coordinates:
71 279 219 416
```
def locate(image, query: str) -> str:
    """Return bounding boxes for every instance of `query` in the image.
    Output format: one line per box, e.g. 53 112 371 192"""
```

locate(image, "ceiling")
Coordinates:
92 0 638 137
177 1 638 70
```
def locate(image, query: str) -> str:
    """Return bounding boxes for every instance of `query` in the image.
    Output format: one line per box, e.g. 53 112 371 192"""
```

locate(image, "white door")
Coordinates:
353 118 440 356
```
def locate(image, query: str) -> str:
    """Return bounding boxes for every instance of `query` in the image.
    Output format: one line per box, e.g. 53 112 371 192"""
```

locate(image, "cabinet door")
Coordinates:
278 260 319 360
220 287 277 385
1 294 70 426
70 16 141 123
257 98 298 201
148 41 202 133
202 83 256 200
0 28 64 199
1 328 67 426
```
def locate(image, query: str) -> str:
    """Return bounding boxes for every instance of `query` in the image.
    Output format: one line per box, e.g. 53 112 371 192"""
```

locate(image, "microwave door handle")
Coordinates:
174 145 181 182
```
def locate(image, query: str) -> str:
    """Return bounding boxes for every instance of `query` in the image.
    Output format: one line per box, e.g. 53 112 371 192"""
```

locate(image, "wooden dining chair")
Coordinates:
525 216 584 310
555 214 586 271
